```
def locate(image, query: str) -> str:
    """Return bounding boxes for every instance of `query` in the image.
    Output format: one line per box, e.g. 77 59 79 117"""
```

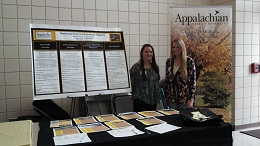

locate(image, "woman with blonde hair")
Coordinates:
164 38 196 109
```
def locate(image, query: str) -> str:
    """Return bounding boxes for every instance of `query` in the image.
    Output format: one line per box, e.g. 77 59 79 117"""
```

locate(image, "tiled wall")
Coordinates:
0 0 259 127
232 0 260 126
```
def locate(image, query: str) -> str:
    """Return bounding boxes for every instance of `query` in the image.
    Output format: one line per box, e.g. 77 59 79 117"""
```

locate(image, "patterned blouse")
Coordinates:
164 57 196 103
130 62 160 106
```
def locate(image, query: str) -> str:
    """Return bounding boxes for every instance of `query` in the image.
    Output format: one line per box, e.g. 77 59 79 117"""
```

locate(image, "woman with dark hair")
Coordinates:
164 38 196 109
130 44 160 112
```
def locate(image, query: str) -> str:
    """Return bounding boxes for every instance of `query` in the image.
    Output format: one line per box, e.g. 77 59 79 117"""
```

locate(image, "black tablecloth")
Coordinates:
37 115 233 146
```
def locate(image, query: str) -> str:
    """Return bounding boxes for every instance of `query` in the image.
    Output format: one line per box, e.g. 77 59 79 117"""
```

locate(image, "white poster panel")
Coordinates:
106 50 129 89
34 50 60 94
60 50 85 92
84 51 107 91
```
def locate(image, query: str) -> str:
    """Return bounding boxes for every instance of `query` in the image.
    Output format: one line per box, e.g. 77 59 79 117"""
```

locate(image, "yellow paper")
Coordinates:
0 120 32 146
55 130 63 136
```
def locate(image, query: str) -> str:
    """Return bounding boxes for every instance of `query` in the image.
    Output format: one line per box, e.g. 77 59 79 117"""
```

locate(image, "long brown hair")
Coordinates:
170 39 187 80
140 44 160 80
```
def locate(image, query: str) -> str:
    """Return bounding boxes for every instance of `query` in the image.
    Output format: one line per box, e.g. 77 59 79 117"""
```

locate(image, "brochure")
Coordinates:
157 109 179 115
104 120 132 129
77 123 110 133
138 111 164 117
53 126 80 136
73 116 97 125
95 114 120 122
117 112 143 120
137 116 166 126
50 119 73 128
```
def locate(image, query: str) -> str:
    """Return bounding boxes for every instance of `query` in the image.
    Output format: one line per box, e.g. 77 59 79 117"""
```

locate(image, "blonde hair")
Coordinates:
170 38 187 80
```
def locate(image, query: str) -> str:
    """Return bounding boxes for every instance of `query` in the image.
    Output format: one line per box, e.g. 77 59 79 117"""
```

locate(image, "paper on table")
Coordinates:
0 120 32 146
107 126 145 137
104 120 132 129
117 112 143 120
73 116 97 125
157 109 180 115
53 126 80 136
53 133 91 145
77 123 110 133
138 111 164 117
136 116 166 125
95 114 120 122
50 119 72 128
145 123 181 134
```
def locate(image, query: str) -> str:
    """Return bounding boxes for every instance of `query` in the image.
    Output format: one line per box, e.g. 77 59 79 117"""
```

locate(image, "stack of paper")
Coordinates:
50 119 92 145
50 119 80 137
0 120 33 146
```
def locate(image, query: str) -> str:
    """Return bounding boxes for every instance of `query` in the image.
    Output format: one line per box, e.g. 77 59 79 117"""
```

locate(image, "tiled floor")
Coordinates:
232 127 260 146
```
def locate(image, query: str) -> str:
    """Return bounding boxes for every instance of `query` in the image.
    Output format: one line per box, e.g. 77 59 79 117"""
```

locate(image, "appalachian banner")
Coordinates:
170 6 232 121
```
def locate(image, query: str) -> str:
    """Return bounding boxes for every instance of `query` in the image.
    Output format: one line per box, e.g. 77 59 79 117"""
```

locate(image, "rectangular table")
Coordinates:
37 114 233 146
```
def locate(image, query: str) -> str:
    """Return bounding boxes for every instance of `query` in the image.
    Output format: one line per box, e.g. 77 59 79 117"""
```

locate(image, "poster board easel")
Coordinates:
30 24 131 102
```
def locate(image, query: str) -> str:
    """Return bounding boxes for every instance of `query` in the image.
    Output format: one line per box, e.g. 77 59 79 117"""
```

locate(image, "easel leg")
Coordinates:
95 95 102 115
79 97 87 116
70 98 76 118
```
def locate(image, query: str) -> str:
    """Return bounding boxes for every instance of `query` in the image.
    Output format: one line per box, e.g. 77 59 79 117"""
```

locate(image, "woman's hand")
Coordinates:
186 99 193 108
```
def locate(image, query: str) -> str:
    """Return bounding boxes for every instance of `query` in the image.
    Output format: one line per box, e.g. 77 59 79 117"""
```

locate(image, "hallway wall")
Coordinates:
0 0 259 128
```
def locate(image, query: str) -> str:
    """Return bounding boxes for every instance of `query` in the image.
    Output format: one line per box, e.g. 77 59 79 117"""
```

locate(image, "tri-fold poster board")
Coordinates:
30 24 131 100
